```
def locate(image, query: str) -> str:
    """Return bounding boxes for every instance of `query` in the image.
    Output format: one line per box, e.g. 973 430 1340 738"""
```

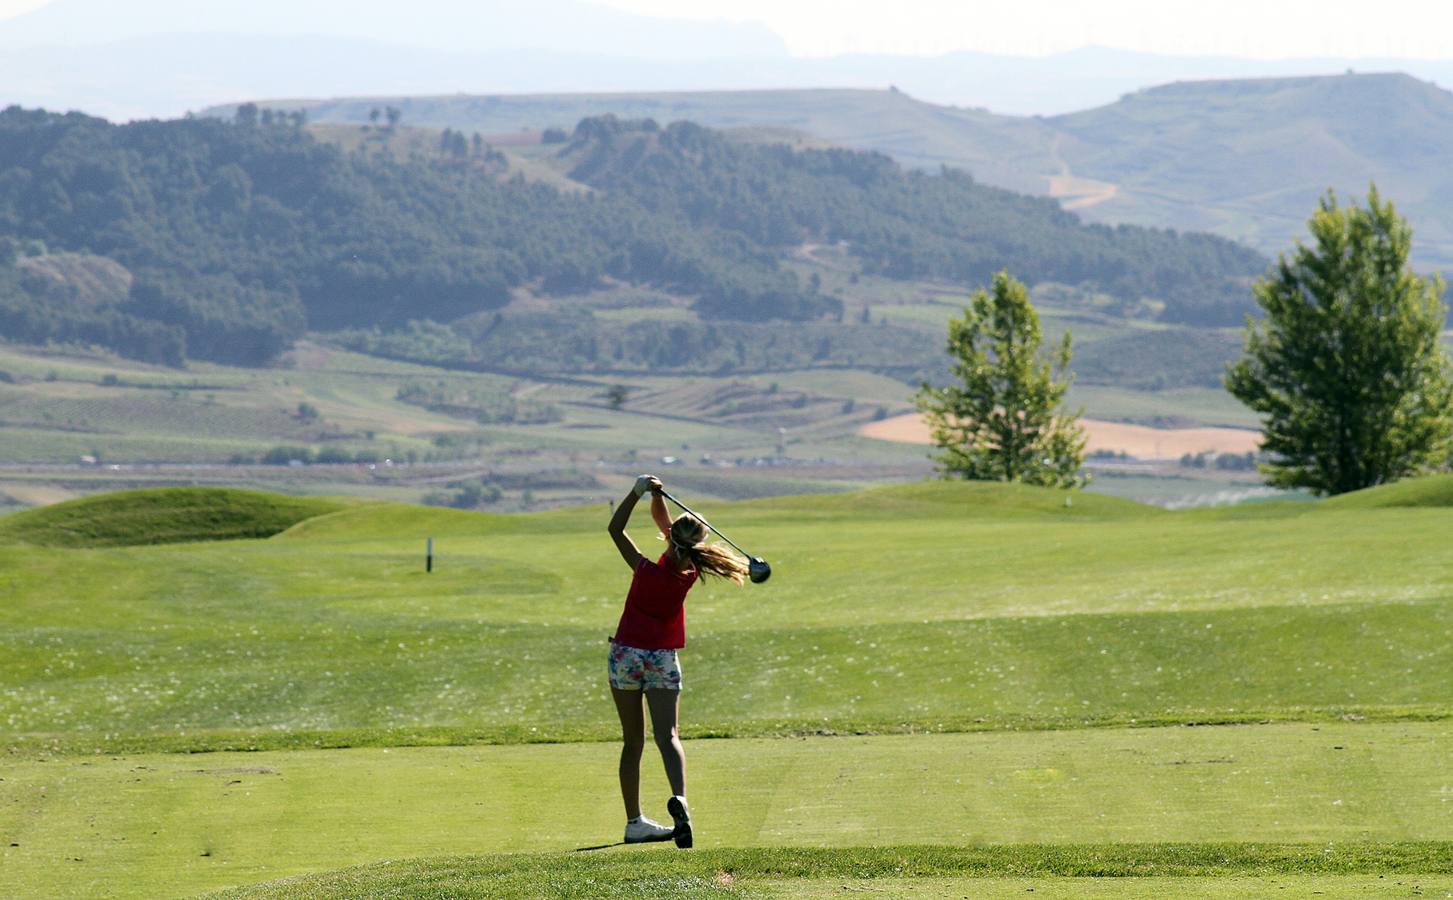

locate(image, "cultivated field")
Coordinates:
0 263 1268 512
861 413 1261 459
3 480 1451 897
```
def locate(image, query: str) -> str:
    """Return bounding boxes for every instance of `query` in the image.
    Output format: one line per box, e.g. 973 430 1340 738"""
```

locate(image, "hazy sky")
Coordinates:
596 0 1453 58
0 0 44 16
2 0 1450 59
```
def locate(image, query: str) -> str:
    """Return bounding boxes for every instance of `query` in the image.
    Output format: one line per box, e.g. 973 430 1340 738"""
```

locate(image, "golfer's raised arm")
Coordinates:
650 485 671 537
607 475 657 569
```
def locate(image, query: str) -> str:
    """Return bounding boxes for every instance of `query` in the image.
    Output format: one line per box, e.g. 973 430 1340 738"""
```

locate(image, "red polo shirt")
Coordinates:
612 553 698 650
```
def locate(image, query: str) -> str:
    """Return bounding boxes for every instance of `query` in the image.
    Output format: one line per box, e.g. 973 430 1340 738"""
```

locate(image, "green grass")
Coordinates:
1325 474 1453 509
5 723 1451 898
211 846 1453 898
0 487 347 548
6 479 1453 897
3 479 1453 752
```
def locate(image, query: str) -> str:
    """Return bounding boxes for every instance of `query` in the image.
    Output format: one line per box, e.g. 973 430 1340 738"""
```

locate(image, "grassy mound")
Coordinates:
0 487 347 547
210 844 1453 899
273 500 524 542
1323 473 1453 509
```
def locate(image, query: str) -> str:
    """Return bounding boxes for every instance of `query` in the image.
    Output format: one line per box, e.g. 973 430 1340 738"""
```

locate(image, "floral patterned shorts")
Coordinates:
608 641 683 691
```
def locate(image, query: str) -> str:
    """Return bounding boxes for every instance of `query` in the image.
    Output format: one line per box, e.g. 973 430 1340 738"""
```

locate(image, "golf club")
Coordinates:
658 489 771 584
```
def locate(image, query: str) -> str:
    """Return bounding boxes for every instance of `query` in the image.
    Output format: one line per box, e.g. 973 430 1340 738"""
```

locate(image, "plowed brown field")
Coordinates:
861 413 1260 460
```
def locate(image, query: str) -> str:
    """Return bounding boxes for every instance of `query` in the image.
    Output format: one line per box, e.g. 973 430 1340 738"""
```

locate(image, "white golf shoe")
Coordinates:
623 816 675 844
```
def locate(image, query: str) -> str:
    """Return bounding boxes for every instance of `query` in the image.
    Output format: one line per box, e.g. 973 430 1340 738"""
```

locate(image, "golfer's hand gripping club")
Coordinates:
633 474 662 498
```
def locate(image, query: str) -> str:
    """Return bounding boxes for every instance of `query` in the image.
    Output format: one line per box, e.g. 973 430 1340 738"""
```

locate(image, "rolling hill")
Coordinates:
0 106 1264 370
214 89 1064 196
0 487 345 546
1050 72 1453 266
236 73 1453 269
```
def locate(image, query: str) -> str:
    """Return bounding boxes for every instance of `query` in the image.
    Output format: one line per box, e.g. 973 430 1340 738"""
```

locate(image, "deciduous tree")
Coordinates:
916 271 1087 488
1226 187 1453 495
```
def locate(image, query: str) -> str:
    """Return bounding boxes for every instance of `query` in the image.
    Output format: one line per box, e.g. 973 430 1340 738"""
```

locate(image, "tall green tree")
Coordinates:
1226 187 1453 495
916 271 1087 488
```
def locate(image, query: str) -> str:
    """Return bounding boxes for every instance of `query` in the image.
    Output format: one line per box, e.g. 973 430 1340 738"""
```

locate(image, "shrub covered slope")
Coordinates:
0 107 1265 367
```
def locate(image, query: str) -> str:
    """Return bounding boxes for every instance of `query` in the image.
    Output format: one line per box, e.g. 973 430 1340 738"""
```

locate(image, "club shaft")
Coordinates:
658 490 752 558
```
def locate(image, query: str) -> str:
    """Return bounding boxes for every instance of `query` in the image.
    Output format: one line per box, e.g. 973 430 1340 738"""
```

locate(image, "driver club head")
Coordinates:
747 557 771 584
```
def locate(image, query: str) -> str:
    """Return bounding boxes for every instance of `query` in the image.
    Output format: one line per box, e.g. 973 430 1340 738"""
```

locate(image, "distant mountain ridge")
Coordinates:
1048 72 1453 267
215 89 1062 195
7 0 1453 122
223 73 1453 269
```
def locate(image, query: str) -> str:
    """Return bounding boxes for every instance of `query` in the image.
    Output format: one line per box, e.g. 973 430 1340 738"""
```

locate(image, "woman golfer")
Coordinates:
606 474 747 847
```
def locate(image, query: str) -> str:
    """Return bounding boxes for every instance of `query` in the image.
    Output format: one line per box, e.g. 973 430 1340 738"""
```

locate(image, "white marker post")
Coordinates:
426 537 434 573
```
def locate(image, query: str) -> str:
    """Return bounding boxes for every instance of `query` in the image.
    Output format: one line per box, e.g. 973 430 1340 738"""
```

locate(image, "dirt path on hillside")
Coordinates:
1046 134 1119 211
861 413 1260 460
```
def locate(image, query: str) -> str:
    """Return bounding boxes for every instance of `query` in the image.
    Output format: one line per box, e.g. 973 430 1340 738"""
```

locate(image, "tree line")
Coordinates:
564 117 1269 325
0 106 1268 369
0 107 834 366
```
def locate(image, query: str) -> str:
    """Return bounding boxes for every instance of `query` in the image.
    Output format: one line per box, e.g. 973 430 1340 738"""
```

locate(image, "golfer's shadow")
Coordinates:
576 831 680 851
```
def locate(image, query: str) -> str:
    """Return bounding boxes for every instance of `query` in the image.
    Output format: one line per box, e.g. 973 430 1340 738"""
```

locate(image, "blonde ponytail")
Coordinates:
669 514 749 585
687 542 749 585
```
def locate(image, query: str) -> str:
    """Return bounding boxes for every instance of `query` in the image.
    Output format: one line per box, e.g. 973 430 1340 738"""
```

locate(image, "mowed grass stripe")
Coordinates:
781 875 1453 899
4 481 1453 755
210 846 1453 899
4 724 1450 899
10 483 1453 631
6 599 1451 754
118 491 1453 628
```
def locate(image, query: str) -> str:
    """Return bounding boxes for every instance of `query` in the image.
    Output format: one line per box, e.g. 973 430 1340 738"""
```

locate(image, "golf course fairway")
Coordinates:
4 724 1453 897
3 480 1452 897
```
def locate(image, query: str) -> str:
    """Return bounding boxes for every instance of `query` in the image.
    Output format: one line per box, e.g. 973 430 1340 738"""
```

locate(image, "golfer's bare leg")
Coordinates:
611 686 646 819
645 687 686 797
